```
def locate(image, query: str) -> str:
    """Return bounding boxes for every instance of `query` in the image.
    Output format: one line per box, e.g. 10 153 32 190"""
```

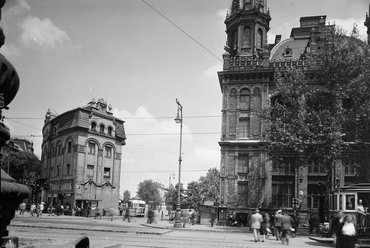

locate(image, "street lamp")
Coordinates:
173 98 183 228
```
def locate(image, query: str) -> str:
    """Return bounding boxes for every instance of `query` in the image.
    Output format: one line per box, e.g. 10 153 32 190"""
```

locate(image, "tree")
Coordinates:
122 190 131 204
1 150 41 185
164 184 176 208
198 168 220 206
170 182 185 210
184 181 201 209
136 179 162 206
262 25 370 217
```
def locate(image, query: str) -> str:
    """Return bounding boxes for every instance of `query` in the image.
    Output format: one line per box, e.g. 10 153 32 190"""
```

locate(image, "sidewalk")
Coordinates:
10 211 330 235
11 213 249 234
12 213 326 237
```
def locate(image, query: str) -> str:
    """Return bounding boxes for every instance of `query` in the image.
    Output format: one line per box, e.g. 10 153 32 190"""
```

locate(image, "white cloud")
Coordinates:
328 18 367 41
113 106 198 194
3 0 30 17
20 16 70 48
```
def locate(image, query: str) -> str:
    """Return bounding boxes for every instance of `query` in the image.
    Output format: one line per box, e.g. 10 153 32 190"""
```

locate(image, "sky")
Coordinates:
1 0 369 198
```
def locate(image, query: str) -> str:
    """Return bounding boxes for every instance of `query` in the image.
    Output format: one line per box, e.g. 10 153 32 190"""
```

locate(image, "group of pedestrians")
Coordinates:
19 202 45 217
250 209 294 245
250 209 273 243
274 209 295 245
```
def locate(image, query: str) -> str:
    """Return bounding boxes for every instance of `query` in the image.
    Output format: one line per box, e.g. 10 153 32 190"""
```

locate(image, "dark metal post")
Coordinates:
173 99 183 228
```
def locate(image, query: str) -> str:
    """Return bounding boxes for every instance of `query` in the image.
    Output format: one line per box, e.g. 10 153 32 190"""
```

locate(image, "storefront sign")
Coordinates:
49 180 74 193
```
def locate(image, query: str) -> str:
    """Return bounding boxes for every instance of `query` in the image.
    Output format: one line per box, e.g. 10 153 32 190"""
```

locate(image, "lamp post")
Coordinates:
173 98 183 228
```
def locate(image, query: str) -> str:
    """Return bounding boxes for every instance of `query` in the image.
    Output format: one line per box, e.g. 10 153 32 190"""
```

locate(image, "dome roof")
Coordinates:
269 37 309 61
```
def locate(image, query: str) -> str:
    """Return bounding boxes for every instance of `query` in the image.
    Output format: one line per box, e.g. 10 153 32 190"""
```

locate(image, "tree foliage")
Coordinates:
261 25 370 216
136 179 162 205
198 168 220 204
122 190 131 203
1 150 41 184
180 168 220 209
166 182 185 210
184 181 201 209
263 26 370 171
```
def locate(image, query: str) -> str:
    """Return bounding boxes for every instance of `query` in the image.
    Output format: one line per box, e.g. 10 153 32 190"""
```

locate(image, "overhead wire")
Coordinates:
141 0 222 62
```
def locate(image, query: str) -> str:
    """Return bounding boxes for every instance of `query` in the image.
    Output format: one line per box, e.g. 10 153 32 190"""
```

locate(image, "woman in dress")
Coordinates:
339 215 359 248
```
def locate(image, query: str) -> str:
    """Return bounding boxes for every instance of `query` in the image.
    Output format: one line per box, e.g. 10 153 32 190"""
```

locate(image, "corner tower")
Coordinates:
217 0 274 213
225 0 271 57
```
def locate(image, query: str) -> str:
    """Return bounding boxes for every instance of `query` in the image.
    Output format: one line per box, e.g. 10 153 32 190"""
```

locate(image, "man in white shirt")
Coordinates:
357 199 366 228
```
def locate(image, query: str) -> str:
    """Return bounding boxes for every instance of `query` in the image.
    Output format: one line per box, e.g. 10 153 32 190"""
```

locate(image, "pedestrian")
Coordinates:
250 209 263 242
30 203 36 217
123 207 130 222
182 209 189 228
39 202 44 217
95 207 102 219
260 212 269 241
339 215 359 248
357 199 366 228
189 209 195 225
36 203 40 217
48 205 53 216
330 211 344 248
281 211 294 245
147 209 154 224
19 202 26 215
274 209 283 240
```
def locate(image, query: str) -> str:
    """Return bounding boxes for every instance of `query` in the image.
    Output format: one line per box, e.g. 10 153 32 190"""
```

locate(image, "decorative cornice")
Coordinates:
80 178 115 188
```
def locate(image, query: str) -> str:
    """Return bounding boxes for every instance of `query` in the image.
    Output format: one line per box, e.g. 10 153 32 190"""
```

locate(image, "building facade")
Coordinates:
218 0 369 223
40 98 126 213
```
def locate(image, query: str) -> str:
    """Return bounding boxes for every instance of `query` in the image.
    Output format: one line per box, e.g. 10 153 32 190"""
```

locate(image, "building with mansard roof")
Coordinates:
217 0 370 224
40 98 126 215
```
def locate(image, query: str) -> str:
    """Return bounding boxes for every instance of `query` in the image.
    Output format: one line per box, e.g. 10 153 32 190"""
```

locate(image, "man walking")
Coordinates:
281 211 294 245
123 207 130 222
250 209 263 242
274 210 283 240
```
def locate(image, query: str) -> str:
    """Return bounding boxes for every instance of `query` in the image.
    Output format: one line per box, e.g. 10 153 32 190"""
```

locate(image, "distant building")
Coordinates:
0 137 35 175
40 98 126 214
218 0 369 223
9 138 34 154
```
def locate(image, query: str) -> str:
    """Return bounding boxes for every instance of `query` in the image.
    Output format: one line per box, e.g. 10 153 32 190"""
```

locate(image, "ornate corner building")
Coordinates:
40 98 126 213
218 0 370 222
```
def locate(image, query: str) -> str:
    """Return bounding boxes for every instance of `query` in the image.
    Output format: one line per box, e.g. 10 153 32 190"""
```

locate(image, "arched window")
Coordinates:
91 122 97 131
242 27 251 47
108 126 113 136
240 88 250 110
100 124 105 133
105 146 112 158
88 142 96 154
256 28 263 49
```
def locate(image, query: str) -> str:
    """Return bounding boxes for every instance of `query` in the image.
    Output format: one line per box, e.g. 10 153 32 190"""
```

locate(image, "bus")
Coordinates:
128 199 146 217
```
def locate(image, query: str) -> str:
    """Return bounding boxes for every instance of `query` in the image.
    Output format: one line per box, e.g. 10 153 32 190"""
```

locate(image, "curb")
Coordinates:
309 236 333 243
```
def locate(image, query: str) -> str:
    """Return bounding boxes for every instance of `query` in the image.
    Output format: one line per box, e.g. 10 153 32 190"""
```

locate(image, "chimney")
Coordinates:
274 35 282 45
